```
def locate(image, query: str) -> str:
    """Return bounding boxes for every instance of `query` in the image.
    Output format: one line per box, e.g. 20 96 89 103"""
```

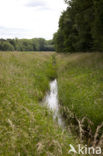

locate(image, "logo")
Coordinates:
68 144 102 155
68 144 77 154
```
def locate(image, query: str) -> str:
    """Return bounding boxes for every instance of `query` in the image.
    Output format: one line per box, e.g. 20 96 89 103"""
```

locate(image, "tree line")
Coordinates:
0 38 55 51
53 0 103 52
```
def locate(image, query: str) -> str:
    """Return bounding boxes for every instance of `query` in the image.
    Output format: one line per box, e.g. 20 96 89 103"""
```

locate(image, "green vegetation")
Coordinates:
1 51 102 153
54 0 103 52
0 52 78 156
53 0 103 145
0 38 55 51
1 0 103 154
57 52 103 145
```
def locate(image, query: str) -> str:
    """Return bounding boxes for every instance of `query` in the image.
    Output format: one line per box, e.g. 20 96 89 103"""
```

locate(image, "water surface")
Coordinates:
44 79 65 127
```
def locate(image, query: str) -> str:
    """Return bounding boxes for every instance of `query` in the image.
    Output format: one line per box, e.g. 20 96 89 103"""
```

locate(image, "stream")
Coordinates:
44 79 65 128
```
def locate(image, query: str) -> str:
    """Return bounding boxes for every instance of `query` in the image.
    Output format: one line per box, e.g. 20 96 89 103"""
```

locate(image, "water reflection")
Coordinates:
44 79 65 128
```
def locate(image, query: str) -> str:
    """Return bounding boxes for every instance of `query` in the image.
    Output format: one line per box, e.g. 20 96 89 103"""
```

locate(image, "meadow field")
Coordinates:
56 53 103 147
0 52 103 155
0 52 78 156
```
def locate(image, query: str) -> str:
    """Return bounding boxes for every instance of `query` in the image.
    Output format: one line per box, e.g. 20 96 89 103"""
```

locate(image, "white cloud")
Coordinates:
0 0 67 39
26 1 47 8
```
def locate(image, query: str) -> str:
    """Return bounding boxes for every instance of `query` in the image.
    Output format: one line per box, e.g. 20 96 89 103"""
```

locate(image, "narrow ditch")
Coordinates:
43 79 65 128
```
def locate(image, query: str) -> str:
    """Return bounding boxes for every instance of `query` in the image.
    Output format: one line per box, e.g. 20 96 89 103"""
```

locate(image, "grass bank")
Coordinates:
57 53 103 146
0 52 78 156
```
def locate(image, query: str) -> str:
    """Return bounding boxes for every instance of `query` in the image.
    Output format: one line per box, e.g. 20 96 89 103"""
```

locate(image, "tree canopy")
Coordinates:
0 38 55 52
54 0 103 52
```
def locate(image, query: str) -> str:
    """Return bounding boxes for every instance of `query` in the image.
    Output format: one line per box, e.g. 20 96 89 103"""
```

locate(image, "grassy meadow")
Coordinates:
0 52 79 156
0 51 103 155
56 53 103 146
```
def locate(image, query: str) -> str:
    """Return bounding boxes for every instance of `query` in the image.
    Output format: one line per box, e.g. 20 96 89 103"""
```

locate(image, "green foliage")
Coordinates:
0 38 55 51
92 0 103 51
54 0 103 52
54 31 65 52
0 39 14 51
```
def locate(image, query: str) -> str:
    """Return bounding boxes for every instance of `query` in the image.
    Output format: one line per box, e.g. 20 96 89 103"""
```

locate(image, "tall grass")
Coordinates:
0 52 77 156
57 53 103 146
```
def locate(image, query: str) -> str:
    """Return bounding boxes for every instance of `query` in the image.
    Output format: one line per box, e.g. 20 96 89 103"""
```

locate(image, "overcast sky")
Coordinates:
0 0 67 39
